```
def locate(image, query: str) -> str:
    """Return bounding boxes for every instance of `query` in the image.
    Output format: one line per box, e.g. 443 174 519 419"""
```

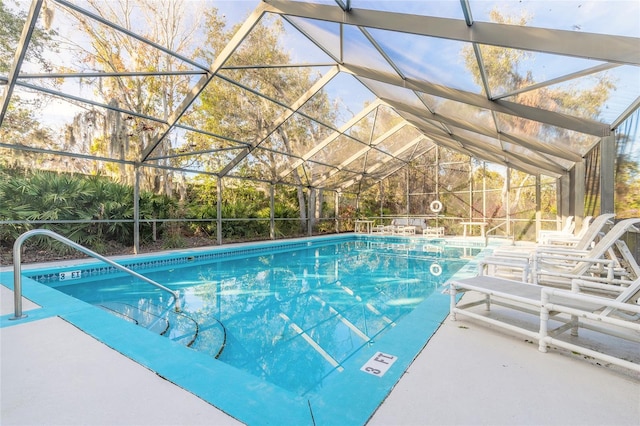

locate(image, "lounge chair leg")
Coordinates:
539 294 549 353
484 294 490 311
531 256 539 285
570 315 579 336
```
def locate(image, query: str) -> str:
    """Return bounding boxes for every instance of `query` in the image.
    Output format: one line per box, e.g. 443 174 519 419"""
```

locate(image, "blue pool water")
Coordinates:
14 235 484 425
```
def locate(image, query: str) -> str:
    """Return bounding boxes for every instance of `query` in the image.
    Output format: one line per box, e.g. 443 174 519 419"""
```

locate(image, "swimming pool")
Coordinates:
8 234 484 425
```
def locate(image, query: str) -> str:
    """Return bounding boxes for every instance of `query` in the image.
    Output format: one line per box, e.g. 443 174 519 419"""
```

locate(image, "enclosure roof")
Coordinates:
1 0 639 192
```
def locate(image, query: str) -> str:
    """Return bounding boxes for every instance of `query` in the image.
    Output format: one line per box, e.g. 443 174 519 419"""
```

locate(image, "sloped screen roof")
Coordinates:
1 0 638 192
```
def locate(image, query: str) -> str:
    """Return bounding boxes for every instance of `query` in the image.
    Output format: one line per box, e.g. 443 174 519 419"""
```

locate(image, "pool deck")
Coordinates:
2 283 639 426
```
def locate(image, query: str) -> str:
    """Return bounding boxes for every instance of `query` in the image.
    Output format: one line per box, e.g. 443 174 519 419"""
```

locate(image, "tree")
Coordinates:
0 0 55 74
461 8 614 225
185 13 337 230
0 0 59 169
616 158 640 218
62 0 203 193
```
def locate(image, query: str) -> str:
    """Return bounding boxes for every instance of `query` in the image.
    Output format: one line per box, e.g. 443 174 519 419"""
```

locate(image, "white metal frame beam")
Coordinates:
0 0 43 124
263 0 640 66
141 2 270 162
311 121 409 187
383 98 582 163
218 65 340 177
342 63 609 137
278 99 383 180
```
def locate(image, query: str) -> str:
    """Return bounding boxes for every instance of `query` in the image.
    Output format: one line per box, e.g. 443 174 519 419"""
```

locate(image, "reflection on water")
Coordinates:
55 240 470 396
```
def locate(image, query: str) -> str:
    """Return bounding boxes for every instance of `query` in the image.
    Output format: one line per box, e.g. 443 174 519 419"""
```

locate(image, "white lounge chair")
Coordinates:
481 216 635 286
531 218 640 286
372 224 386 234
423 226 445 238
556 214 616 250
543 215 594 246
538 215 576 244
395 226 415 236
482 214 614 279
490 214 614 258
449 275 640 372
390 218 426 235
390 218 407 235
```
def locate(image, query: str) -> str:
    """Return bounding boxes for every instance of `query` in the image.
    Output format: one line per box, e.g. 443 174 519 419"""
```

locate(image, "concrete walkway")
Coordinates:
2 286 639 426
369 312 640 425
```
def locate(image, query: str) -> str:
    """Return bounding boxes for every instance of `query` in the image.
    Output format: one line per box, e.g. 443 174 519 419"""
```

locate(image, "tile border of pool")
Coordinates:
1 234 494 425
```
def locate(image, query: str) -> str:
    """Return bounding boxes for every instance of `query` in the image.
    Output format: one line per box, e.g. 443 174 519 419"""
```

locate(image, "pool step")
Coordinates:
97 301 198 346
163 310 199 347
190 319 227 359
98 301 170 335
96 301 226 357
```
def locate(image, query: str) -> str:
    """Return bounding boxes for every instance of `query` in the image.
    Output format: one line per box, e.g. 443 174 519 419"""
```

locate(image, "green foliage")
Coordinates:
615 154 640 218
219 182 269 239
185 175 306 240
0 167 178 253
0 168 99 252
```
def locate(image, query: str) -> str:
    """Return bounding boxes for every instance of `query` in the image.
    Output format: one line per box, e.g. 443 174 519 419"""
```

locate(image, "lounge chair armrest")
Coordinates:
569 275 637 287
533 253 614 265
543 237 580 245
570 278 628 295
487 250 531 259
535 268 627 286
478 257 529 269
532 257 617 285
478 257 530 281
541 287 640 317
533 247 590 256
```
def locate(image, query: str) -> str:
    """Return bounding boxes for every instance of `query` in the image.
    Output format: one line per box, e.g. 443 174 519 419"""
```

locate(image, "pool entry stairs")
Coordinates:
97 301 227 358
10 230 227 359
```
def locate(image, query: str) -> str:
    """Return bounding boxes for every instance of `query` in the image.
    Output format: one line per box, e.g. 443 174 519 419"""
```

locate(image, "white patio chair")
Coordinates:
531 218 640 286
449 275 640 372
479 214 623 283
543 215 594 246
490 214 614 258
395 226 415 236
538 215 576 244
423 226 445 238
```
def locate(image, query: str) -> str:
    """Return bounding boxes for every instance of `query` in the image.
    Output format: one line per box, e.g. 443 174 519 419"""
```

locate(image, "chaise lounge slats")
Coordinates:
481 217 640 287
449 275 640 372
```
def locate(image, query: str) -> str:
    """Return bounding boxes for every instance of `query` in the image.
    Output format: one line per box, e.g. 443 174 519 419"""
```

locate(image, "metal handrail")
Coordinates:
483 220 512 246
10 229 181 320
486 221 508 236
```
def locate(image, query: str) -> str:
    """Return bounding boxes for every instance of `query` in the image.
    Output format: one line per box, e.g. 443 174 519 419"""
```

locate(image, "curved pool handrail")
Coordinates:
11 229 181 320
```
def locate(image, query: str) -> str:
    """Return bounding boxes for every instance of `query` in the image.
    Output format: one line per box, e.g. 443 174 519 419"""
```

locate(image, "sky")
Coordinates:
7 0 639 142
